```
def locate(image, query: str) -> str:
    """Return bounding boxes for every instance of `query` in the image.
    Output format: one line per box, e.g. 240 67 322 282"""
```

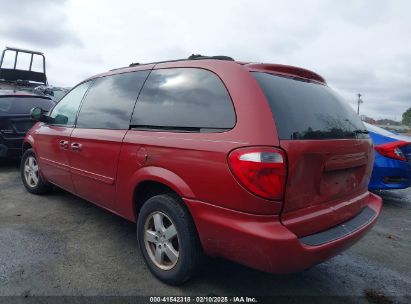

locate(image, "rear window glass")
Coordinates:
131 68 235 131
252 72 367 140
0 97 54 114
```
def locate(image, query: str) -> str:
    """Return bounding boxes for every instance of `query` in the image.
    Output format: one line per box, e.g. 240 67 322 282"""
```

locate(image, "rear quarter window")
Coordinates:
131 68 236 131
252 72 367 140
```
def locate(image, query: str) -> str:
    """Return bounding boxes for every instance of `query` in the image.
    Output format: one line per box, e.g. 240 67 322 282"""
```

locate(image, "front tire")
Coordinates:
20 149 52 194
137 194 205 285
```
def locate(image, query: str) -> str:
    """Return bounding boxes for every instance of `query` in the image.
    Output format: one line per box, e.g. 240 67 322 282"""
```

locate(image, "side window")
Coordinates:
131 68 236 131
76 71 149 129
49 82 90 126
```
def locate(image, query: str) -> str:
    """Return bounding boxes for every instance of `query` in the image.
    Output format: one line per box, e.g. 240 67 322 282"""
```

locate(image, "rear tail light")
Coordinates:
374 141 408 161
228 147 287 200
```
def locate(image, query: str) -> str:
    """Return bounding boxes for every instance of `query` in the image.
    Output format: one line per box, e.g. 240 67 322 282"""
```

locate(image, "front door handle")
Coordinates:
71 143 82 152
59 140 69 149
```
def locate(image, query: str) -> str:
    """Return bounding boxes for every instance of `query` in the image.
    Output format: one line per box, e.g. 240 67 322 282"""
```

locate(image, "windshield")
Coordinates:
0 96 54 114
252 72 368 140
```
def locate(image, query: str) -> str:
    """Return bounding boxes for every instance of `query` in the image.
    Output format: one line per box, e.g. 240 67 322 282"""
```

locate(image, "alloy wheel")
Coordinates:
144 211 180 270
24 156 39 188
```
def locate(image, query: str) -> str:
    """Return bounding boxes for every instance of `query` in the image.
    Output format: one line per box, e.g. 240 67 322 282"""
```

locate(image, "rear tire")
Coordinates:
20 149 52 194
137 194 205 285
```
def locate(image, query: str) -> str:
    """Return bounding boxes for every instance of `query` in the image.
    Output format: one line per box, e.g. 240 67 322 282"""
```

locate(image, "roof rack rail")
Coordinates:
0 46 47 85
5 46 44 55
128 54 235 67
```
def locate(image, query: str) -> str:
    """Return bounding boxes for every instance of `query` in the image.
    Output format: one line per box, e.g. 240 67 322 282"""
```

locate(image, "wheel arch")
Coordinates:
22 135 35 154
129 166 195 221
133 180 179 218
22 141 32 153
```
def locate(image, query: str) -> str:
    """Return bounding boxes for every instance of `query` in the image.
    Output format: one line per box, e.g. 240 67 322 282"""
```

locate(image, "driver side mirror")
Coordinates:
30 107 48 123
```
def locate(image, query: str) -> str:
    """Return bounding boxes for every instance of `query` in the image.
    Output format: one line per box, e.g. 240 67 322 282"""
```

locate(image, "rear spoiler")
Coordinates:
245 63 326 84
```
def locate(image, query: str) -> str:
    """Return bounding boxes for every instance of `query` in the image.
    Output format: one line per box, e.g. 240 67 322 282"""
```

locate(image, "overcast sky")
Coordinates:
0 0 410 120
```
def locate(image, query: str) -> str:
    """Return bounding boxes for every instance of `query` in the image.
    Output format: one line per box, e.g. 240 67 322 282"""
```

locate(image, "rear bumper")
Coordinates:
0 134 23 157
185 192 382 274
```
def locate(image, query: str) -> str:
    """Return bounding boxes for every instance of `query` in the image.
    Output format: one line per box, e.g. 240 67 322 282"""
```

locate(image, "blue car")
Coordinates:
364 122 411 190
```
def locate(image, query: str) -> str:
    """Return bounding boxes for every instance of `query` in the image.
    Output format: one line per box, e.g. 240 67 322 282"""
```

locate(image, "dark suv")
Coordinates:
0 91 54 158
21 55 382 284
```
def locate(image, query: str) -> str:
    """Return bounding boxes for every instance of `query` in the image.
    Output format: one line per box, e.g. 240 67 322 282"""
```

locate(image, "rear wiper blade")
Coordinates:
353 129 369 134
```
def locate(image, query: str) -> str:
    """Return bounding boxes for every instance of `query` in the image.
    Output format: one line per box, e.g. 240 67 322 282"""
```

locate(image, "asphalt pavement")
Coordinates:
0 159 410 303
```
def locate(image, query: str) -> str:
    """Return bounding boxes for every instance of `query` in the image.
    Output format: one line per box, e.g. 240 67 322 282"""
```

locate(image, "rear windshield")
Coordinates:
252 72 368 140
0 96 54 114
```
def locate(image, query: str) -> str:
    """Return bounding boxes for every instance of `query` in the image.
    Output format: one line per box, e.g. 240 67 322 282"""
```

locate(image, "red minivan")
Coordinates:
21 55 382 284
